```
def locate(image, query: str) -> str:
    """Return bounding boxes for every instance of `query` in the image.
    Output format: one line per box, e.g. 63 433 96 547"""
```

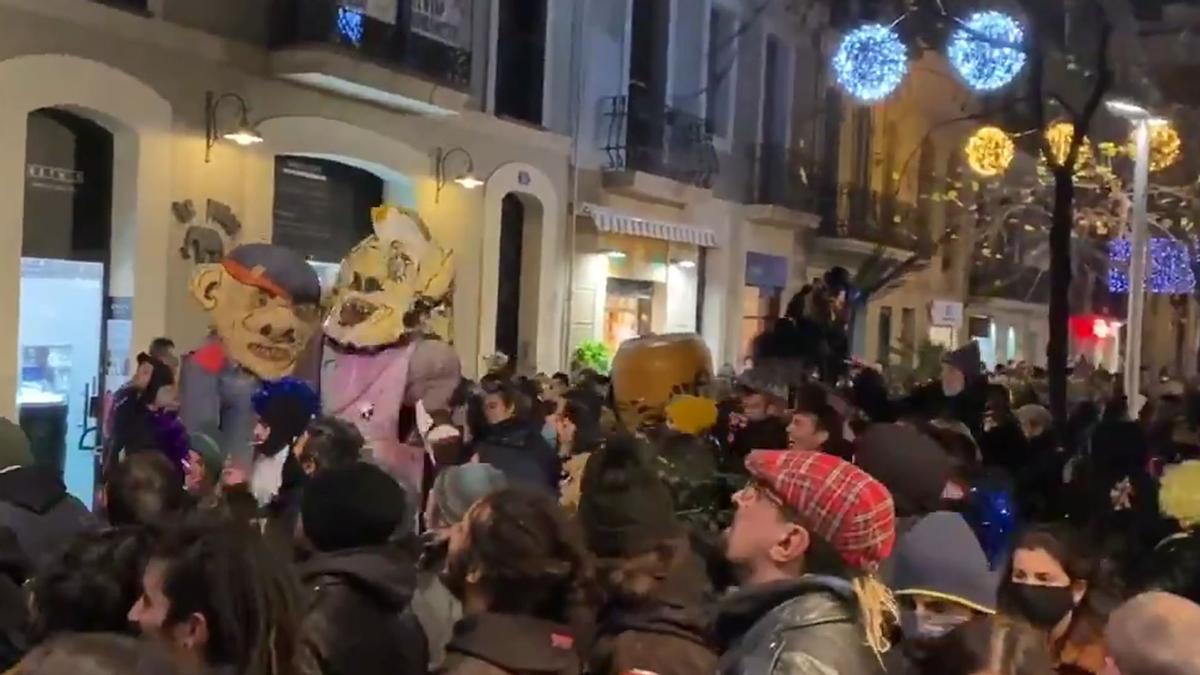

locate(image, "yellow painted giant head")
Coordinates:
324 206 455 349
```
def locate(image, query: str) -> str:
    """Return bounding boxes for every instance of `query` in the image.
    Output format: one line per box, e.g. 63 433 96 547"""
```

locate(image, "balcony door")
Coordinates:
628 0 671 170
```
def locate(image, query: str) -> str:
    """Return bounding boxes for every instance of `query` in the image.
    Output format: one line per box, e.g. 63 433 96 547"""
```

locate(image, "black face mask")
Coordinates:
1007 582 1076 628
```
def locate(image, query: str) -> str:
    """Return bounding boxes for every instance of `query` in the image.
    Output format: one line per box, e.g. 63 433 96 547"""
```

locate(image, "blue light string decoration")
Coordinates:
1108 237 1196 295
947 11 1027 92
337 5 365 47
832 23 909 102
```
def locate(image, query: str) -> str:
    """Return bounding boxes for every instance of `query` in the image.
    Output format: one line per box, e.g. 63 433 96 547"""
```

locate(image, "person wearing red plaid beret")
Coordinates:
715 450 898 675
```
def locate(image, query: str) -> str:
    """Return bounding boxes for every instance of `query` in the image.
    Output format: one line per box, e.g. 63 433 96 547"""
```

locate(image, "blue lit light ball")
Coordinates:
1108 237 1196 294
948 11 1027 92
833 23 909 102
337 6 365 47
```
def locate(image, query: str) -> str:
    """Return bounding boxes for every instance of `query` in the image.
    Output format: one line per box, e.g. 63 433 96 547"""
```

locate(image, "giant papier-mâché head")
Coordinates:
190 243 323 380
324 206 454 350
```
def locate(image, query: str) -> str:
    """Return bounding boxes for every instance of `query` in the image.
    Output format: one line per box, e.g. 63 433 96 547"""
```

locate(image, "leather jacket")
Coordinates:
715 575 886 675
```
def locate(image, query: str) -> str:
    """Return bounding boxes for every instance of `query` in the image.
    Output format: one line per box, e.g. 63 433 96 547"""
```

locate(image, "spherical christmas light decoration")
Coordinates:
948 11 1028 92
1126 123 1183 172
965 126 1016 177
832 23 909 102
1045 121 1092 168
1108 237 1196 294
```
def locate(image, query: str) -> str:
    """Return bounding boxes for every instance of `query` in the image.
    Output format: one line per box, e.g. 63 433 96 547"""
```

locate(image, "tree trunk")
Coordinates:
1048 168 1074 441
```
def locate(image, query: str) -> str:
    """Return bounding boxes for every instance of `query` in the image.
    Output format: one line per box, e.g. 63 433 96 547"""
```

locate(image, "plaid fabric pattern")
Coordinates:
746 450 896 569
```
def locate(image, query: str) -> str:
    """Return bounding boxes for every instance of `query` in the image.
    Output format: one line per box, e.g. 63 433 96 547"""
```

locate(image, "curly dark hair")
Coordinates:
150 513 306 675
30 527 151 643
105 451 185 527
300 416 365 474
449 488 596 622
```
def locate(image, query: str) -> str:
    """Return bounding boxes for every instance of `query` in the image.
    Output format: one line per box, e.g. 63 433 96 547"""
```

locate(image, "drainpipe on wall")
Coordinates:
562 0 590 370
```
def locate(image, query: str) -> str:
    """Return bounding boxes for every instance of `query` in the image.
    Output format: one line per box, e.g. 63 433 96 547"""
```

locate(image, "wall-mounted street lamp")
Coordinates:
434 146 483 203
205 91 263 163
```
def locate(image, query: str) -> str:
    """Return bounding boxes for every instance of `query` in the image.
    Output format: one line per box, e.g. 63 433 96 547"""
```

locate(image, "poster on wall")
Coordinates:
411 0 471 48
340 0 398 24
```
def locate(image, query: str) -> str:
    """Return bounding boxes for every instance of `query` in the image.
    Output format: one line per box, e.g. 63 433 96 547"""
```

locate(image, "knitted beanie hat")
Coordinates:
432 464 509 525
578 435 681 558
301 463 407 552
889 511 998 614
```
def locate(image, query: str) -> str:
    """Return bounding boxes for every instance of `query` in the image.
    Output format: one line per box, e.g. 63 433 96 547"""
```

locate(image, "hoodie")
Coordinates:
441 613 581 675
0 466 97 569
588 547 717 675
300 546 427 675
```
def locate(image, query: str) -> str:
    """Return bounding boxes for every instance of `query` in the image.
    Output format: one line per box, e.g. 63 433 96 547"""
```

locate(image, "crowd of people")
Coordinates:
0 334 1197 675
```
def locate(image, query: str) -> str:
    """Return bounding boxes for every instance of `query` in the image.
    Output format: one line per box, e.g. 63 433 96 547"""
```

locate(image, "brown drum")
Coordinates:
610 333 713 431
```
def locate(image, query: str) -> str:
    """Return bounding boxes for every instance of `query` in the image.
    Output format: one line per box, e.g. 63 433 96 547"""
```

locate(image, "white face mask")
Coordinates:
901 608 971 640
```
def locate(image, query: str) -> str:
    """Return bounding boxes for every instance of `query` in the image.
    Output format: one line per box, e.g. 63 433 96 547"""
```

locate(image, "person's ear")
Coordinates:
190 265 225 311
770 523 810 566
174 611 210 655
814 428 830 447
1071 579 1089 605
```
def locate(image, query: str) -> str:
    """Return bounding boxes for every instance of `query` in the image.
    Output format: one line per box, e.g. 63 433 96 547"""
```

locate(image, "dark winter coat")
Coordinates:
729 417 789 460
439 613 580 675
0 466 97 570
589 548 718 675
715 575 886 675
300 546 428 675
908 379 988 439
472 419 561 494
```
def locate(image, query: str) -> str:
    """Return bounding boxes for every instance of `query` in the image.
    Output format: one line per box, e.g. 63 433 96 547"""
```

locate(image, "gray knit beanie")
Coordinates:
432 464 508 525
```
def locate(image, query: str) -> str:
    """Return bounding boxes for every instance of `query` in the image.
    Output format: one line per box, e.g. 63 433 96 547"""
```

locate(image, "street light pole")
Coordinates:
1106 99 1166 418
1124 121 1151 416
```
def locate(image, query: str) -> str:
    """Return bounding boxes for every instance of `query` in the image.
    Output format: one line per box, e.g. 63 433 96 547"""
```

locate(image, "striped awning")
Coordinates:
580 203 719 248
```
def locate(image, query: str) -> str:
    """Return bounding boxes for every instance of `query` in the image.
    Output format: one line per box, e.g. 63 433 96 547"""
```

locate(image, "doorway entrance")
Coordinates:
19 109 114 505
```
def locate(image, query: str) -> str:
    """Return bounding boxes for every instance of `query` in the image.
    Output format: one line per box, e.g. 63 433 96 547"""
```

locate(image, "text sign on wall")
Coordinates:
744 252 788 289
930 300 964 328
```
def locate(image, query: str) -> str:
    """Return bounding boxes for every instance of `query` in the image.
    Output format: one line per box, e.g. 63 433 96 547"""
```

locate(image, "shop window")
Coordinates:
272 156 383 266
495 0 547 125
20 109 115 506
877 306 893 364
604 278 655 354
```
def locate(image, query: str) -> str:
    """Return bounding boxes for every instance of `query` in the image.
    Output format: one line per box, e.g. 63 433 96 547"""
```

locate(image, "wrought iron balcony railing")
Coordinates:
820 185 928 253
602 95 719 189
750 143 825 213
270 0 473 91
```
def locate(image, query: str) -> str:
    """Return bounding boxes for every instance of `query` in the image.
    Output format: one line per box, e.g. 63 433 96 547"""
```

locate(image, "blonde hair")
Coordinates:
852 574 899 656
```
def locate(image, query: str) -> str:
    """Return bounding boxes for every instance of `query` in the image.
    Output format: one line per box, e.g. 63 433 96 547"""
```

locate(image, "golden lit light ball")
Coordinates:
1127 123 1182 172
1045 121 1092 167
965 126 1015 177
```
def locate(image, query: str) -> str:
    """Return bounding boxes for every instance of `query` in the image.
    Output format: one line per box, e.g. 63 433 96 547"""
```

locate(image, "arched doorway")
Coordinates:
492 192 544 371
19 109 114 502
271 155 385 288
494 194 525 362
